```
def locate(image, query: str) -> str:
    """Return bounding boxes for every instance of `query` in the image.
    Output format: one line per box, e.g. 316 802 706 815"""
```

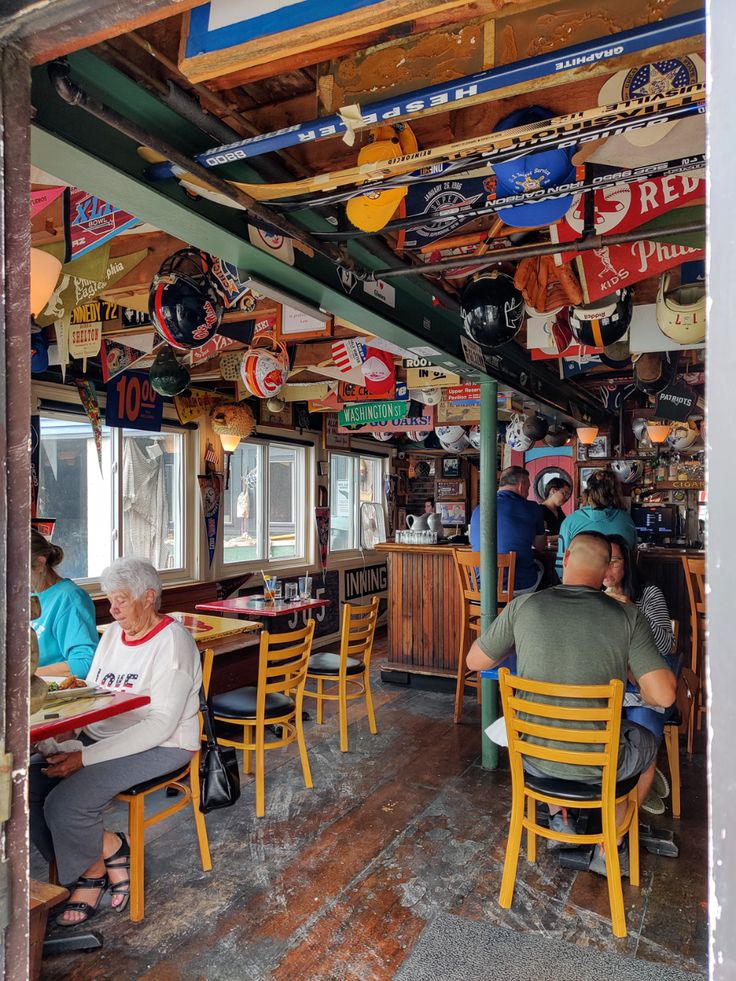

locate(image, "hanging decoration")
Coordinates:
383 474 397 537
198 473 222 567
331 339 366 373
240 337 289 398
174 388 232 425
361 346 395 396
314 507 330 582
69 320 102 372
74 379 104 473
101 338 149 383
63 187 140 261
31 186 65 219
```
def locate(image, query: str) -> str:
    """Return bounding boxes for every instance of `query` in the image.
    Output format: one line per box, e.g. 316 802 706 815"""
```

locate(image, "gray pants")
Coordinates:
30 740 192 885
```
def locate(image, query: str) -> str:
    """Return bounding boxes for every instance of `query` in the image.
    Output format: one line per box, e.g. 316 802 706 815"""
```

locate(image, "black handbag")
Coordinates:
198 688 241 813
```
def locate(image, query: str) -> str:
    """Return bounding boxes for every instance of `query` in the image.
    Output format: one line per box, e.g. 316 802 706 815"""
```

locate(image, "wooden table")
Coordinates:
30 692 150 742
196 596 330 622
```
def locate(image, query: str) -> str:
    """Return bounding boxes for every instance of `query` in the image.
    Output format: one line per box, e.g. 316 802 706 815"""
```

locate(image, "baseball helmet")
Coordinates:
523 413 549 441
148 346 191 397
634 351 678 394
569 288 633 348
506 413 533 452
467 425 481 450
405 429 431 442
666 420 699 450
241 336 289 399
149 248 223 350
436 426 469 452
461 271 524 350
656 273 706 345
409 387 442 406
372 429 394 442
610 459 642 483
545 423 573 447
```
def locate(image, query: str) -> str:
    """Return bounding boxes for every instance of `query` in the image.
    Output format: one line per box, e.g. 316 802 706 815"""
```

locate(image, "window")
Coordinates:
37 415 188 580
223 440 306 565
329 453 384 551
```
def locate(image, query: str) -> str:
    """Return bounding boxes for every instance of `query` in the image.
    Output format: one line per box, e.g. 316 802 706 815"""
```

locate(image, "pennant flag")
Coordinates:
70 298 119 324
331 339 366 373
247 224 295 266
74 379 104 473
69 321 102 371
209 256 255 308
31 186 65 219
198 473 222 566
174 388 232 425
397 175 492 250
63 187 140 261
54 321 70 381
101 338 149 383
314 506 330 580
37 249 148 328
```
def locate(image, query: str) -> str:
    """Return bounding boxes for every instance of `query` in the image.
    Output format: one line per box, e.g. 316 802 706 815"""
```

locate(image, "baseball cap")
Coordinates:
597 54 705 147
492 106 577 229
346 124 418 232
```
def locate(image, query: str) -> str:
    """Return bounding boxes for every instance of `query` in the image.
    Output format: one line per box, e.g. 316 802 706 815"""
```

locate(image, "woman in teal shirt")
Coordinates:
31 530 98 677
555 469 637 575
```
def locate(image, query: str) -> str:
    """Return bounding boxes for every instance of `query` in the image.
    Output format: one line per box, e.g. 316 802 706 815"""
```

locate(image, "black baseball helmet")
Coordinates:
569 287 633 348
461 271 524 349
523 413 549 441
149 248 223 350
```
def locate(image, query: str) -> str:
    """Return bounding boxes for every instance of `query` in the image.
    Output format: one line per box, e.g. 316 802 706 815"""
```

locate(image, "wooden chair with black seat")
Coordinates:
498 668 639 939
453 549 516 724
660 620 700 819
201 621 315 818
682 556 706 754
114 732 212 922
303 596 380 752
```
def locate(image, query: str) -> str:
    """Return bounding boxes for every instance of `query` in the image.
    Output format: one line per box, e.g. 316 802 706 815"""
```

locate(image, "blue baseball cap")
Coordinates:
492 106 577 229
31 329 49 373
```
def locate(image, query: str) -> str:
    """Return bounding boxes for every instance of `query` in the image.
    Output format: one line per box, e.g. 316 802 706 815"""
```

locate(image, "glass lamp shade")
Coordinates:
30 248 62 317
576 426 600 445
219 433 241 453
646 422 672 444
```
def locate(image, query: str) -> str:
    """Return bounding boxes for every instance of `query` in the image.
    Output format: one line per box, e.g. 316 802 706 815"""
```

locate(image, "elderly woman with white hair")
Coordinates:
30 557 202 927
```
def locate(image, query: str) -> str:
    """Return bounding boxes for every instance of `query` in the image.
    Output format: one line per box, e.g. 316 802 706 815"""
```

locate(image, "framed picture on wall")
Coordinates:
586 435 610 459
258 400 293 429
274 303 333 342
436 479 465 499
323 413 349 450
442 457 460 478
438 501 466 527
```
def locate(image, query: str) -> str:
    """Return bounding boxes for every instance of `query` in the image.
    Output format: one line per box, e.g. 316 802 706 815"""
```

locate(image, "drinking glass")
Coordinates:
284 582 298 602
298 576 312 600
265 576 279 601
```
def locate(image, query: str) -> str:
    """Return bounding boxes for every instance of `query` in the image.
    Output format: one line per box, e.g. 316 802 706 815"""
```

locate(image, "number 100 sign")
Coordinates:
105 369 164 432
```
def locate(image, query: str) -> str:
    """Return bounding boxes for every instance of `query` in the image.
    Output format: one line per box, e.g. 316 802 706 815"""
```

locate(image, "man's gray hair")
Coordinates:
498 465 529 488
100 558 163 610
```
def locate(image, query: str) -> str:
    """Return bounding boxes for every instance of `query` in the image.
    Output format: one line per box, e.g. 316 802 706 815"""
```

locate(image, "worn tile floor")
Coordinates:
34 634 708 980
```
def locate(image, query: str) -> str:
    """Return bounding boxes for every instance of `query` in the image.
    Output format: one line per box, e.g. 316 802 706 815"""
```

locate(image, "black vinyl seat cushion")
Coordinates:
308 652 365 676
523 770 640 801
211 686 295 720
120 764 190 796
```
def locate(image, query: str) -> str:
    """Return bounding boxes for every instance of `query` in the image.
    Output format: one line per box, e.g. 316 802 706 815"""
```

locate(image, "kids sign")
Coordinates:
105 370 163 432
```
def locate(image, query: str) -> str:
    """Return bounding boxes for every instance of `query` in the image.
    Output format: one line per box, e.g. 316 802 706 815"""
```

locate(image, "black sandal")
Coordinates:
55 873 108 927
104 831 131 912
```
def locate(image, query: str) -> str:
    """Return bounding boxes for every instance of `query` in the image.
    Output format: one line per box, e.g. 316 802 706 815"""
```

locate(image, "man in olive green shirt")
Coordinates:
467 531 676 875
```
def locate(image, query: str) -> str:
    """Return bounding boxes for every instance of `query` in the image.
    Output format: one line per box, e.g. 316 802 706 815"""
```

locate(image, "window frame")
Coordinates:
328 450 386 555
34 381 198 593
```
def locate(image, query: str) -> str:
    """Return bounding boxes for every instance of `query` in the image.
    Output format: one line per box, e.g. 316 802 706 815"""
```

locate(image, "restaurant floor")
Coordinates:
33 631 708 980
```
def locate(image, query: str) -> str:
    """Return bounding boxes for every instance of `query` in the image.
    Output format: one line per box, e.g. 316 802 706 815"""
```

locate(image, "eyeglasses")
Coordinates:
608 558 624 565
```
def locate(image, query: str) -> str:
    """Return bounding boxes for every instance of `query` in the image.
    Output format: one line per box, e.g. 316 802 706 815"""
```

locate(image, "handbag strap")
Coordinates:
199 686 219 749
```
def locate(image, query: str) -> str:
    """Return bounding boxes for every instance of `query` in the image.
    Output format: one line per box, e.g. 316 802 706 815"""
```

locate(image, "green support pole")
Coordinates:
479 380 498 770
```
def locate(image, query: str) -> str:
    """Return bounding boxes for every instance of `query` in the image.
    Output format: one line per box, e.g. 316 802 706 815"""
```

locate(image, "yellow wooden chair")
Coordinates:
453 549 516 724
498 668 639 938
201 621 315 818
303 596 380 752
682 556 706 753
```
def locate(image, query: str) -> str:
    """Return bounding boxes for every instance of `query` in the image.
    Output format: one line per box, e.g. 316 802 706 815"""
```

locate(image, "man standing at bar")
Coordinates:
469 466 546 593
466 531 676 876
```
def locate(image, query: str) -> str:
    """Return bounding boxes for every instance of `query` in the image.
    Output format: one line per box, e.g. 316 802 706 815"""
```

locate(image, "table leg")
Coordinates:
481 675 498 770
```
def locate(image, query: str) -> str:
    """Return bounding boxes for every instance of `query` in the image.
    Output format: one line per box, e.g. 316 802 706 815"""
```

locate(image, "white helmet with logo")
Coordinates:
467 425 481 450
409 387 442 406
656 273 705 345
505 413 533 453
436 426 469 452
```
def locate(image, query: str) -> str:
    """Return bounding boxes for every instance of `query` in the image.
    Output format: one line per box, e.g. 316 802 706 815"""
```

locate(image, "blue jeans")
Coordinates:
624 653 678 745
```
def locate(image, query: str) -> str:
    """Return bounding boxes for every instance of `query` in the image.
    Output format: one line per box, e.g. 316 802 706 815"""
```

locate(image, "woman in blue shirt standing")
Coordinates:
31 530 98 677
555 469 637 576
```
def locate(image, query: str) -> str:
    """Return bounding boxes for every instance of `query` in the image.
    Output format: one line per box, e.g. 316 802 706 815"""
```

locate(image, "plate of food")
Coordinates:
43 677 107 705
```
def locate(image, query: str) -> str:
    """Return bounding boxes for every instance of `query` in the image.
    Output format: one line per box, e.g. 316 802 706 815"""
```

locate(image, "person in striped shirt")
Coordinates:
604 534 676 815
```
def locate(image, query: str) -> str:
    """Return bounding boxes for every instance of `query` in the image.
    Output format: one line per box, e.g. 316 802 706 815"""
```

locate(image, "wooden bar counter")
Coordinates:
375 542 468 679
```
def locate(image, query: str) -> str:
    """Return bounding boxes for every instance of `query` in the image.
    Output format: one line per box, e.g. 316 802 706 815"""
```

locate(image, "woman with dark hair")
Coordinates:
555 468 636 574
31 529 98 677
604 534 675 814
540 477 571 536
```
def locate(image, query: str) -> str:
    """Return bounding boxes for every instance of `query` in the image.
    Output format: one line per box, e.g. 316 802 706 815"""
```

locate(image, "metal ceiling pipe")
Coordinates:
372 222 706 278
46 58 349 267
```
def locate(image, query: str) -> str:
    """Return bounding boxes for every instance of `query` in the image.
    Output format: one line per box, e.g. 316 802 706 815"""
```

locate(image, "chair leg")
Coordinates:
364 670 378 736
316 678 325 725
601 806 627 938
254 725 266 818
453 654 465 725
475 674 482 704
128 798 146 922
190 758 212 872
664 725 681 819
627 794 640 888
338 674 349 753
526 796 537 864
243 724 253 774
499 787 525 909
687 702 696 756
296 701 313 790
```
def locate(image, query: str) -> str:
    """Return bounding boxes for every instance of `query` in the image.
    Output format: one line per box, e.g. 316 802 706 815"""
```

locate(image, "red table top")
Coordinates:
30 692 151 742
195 596 330 618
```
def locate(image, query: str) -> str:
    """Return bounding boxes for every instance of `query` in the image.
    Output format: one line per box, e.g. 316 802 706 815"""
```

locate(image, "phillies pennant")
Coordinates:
31 186 65 219
63 187 140 261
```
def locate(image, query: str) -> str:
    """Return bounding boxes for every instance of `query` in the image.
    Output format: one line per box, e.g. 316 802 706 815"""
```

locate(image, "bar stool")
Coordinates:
452 549 515 724
682 556 706 754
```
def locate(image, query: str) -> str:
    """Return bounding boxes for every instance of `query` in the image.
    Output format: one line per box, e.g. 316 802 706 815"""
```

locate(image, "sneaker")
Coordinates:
640 789 665 815
547 809 579 850
589 841 630 878
652 767 670 800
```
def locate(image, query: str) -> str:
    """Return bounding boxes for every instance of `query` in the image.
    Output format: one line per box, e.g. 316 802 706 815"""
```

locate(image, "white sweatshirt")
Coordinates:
82 616 201 767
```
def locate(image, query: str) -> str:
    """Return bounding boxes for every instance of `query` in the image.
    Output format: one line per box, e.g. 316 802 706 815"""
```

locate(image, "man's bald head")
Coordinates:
562 532 613 588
